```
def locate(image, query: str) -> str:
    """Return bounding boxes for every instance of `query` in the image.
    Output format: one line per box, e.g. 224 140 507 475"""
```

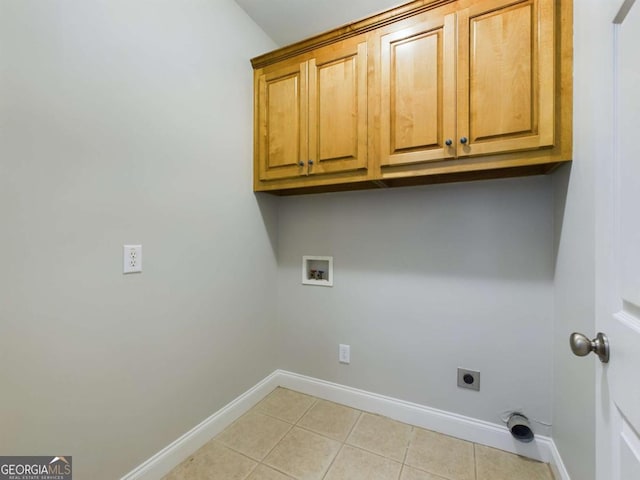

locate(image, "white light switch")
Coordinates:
123 245 142 274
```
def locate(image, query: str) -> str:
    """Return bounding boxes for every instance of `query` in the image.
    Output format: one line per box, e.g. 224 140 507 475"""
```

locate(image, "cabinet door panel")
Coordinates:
308 41 367 175
380 11 455 167
257 62 307 181
458 0 554 157
394 33 440 150
472 5 532 138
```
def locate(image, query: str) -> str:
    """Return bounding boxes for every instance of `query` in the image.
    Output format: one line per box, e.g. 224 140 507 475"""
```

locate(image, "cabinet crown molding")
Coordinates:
250 0 455 69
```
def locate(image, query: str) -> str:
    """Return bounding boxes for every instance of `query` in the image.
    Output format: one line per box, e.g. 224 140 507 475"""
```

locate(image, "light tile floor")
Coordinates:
163 387 554 480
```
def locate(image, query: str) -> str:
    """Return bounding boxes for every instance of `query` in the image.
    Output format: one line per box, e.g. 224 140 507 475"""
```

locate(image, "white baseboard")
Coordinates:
548 440 571 480
120 371 281 480
121 369 570 480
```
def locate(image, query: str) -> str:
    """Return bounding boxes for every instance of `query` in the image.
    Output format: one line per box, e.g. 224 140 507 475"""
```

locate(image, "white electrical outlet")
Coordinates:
123 245 142 274
339 344 350 364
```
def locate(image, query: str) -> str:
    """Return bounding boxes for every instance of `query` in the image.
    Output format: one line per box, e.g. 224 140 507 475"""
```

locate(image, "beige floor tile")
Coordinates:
162 388 554 480
324 445 402 480
254 387 316 423
246 464 294 480
216 411 292 460
162 440 256 480
400 465 448 480
264 427 341 480
405 428 475 480
475 444 553 480
346 412 412 462
297 399 361 442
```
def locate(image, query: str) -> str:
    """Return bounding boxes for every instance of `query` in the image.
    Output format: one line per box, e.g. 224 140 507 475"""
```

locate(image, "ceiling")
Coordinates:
234 0 405 46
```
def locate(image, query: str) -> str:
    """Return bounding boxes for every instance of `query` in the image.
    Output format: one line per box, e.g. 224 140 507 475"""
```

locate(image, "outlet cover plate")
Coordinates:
339 344 350 364
457 368 480 391
124 245 142 274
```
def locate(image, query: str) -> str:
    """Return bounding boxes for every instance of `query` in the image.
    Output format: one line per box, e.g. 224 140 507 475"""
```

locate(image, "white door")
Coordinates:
595 0 640 478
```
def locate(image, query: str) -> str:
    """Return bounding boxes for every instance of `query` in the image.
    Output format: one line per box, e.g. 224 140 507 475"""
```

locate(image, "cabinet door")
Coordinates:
256 61 308 181
457 0 554 157
380 10 456 167
307 38 368 175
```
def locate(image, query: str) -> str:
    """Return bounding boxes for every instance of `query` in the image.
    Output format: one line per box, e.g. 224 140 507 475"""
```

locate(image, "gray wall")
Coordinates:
0 1 277 478
277 177 554 433
553 162 595 480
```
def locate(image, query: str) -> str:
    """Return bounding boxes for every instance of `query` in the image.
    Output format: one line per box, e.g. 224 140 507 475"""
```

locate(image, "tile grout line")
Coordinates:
253 409 296 425
343 443 407 464
343 410 364 445
295 398 363 443
247 397 297 477
397 464 406 480
396 426 415 480
255 397 367 475
258 461 297 480
293 396 319 425
219 390 300 479
242 459 259 480
214 408 295 463
320 442 347 480
256 421 296 462
316 404 363 480
208 440 262 478
473 442 478 480
294 423 351 444
256 392 339 480
344 412 414 465
321 442 409 480
403 426 414 464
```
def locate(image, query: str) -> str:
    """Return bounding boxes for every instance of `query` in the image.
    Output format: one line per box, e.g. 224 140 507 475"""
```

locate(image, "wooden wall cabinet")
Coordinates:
252 0 572 194
254 36 370 190
256 60 307 182
378 5 456 169
456 0 555 157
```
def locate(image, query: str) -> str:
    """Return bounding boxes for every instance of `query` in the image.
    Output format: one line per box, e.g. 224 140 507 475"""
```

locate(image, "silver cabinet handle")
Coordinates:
570 332 609 363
